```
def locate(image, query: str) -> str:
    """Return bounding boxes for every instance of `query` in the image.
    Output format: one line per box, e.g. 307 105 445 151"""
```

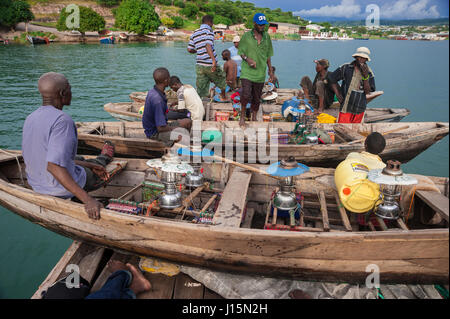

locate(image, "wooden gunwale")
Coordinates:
104 101 410 124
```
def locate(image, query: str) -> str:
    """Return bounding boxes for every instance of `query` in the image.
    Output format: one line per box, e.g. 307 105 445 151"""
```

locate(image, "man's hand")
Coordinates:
211 61 217 73
359 62 369 78
337 93 344 105
246 57 256 68
268 71 274 83
91 164 108 181
84 196 103 220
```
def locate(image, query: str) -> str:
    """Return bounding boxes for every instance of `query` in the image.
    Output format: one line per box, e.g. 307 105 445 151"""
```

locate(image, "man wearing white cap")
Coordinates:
228 36 242 87
329 47 376 123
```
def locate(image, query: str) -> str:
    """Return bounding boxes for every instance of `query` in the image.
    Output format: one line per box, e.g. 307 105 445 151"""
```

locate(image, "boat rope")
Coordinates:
145 199 158 217
93 128 104 136
151 168 160 179
405 186 417 223
434 284 449 299
377 288 385 299
0 149 25 186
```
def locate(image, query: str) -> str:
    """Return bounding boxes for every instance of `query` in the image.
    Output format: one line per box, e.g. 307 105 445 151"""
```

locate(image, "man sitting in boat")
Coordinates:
329 47 376 123
169 76 205 121
299 59 334 115
142 68 192 147
22 72 115 220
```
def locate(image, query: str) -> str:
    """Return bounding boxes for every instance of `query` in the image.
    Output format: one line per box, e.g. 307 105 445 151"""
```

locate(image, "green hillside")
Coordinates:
25 0 310 31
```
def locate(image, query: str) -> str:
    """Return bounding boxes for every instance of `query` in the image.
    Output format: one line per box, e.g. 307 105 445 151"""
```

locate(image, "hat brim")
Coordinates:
352 53 371 61
255 20 269 25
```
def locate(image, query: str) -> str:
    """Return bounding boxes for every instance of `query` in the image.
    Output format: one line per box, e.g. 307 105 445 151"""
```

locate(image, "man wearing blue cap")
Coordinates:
238 13 274 127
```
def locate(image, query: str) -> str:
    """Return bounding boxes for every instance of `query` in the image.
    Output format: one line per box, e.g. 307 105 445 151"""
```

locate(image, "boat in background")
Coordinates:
100 36 115 44
104 101 410 124
119 33 128 41
338 34 354 40
75 121 449 166
27 35 49 45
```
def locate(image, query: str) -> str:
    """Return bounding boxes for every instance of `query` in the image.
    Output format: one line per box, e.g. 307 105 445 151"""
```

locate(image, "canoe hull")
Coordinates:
76 121 449 167
0 155 448 284
0 182 448 284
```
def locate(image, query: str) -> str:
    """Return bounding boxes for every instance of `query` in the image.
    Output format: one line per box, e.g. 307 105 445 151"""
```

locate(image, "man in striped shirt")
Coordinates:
188 15 227 101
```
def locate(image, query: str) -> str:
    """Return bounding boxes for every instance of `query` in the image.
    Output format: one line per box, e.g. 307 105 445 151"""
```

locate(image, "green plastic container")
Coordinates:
202 130 222 143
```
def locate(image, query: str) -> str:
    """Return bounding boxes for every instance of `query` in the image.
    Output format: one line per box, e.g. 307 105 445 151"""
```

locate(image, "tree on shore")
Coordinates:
96 0 121 7
56 6 106 36
180 2 199 20
114 0 161 35
0 0 34 31
171 16 184 29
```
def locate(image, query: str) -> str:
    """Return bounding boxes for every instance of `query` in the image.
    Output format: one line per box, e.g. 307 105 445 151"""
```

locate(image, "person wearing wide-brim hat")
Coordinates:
237 12 274 127
329 47 376 123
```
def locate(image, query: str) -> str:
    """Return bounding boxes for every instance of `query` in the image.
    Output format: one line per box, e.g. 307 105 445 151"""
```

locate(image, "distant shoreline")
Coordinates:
1 22 446 45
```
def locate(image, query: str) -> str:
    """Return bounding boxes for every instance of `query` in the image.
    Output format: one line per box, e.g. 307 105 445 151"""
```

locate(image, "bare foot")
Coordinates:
239 118 246 128
107 260 129 273
126 263 151 294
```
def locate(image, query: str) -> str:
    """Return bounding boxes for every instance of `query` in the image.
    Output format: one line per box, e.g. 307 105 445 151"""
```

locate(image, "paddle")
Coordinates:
174 143 284 180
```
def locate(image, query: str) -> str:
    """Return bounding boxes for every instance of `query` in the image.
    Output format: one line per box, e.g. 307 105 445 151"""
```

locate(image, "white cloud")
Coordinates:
293 0 441 19
380 0 440 19
293 0 362 18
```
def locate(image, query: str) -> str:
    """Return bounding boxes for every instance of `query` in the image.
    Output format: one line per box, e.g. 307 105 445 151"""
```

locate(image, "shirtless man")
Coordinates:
22 72 114 220
222 49 238 90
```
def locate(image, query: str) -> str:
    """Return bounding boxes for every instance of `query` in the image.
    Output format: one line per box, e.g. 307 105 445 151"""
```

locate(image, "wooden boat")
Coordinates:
27 35 49 45
76 121 449 167
119 33 128 41
104 101 410 123
0 151 448 284
99 36 115 44
129 90 384 107
32 240 223 299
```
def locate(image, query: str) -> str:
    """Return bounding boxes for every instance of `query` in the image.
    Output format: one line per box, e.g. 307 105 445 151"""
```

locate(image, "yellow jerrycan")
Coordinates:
334 152 386 213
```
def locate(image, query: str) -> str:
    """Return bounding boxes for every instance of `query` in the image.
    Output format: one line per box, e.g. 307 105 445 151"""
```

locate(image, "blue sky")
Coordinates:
246 0 449 20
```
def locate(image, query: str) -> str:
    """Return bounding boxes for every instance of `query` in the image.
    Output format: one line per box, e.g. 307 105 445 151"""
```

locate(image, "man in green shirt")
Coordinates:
238 13 274 127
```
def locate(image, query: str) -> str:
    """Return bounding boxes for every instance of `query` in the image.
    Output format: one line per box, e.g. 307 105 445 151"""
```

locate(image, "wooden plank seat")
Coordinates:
213 168 252 228
416 190 449 223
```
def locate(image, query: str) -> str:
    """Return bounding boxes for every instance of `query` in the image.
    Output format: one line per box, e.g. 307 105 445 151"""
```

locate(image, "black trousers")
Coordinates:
240 78 265 113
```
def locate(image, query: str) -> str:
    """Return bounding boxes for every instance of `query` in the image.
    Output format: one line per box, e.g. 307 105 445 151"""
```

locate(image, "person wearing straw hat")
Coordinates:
329 47 376 123
228 35 242 87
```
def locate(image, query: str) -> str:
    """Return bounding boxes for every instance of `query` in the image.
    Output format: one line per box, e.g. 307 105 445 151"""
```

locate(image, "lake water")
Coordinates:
0 39 448 298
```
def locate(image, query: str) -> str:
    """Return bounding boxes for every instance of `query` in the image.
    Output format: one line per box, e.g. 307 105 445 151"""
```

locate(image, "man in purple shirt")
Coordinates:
22 72 114 220
142 67 191 147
